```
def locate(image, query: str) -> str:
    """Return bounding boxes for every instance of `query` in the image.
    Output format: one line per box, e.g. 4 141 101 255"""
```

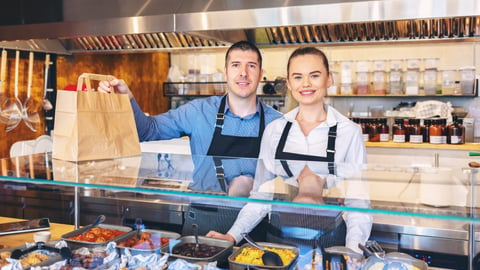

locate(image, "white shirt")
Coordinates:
227 105 372 254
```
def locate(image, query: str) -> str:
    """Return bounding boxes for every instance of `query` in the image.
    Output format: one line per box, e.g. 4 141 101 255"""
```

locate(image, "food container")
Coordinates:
0 242 66 269
356 72 369 95
161 235 233 265
389 59 403 71
362 252 428 270
423 69 438 95
340 61 353 84
62 224 132 250
441 69 457 95
228 242 299 270
405 70 419 95
117 229 180 255
424 58 438 70
459 66 476 95
323 246 363 270
372 71 386 95
373 60 385 71
406 58 421 70
389 70 403 95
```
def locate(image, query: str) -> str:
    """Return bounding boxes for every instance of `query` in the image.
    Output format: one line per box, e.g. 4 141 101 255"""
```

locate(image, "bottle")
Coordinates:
440 118 448 144
408 118 423 143
447 117 465 144
360 118 369 142
422 119 432 143
378 118 390 142
392 118 406 143
429 119 442 144
369 118 380 142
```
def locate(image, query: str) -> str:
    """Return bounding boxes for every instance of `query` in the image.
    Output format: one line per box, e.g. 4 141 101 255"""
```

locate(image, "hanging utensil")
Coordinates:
5 50 23 132
0 50 8 124
42 54 53 111
22 51 40 132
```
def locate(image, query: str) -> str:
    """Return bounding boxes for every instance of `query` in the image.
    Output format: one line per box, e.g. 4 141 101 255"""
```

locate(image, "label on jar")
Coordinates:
393 134 405 143
450 136 464 144
409 135 423 143
363 134 369 142
430 135 442 144
441 135 447 144
380 133 389 142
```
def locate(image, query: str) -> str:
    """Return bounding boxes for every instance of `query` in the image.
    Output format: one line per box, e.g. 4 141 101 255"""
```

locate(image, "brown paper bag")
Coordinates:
52 73 141 161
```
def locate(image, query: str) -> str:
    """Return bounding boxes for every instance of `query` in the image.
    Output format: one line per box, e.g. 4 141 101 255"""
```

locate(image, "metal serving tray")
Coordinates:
228 242 299 270
0 242 64 270
117 229 180 255
61 224 132 250
161 235 233 264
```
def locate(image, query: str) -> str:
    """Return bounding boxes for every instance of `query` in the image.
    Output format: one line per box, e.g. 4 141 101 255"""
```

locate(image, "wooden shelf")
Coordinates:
365 141 480 151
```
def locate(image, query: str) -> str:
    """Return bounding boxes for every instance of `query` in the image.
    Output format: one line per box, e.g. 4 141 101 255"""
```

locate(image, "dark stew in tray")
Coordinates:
172 243 223 258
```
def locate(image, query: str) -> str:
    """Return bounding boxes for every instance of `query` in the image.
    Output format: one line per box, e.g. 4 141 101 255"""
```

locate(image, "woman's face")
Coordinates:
287 54 332 106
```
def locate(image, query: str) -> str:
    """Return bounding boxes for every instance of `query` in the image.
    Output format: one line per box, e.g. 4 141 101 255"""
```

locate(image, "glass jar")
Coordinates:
459 67 476 95
360 118 369 142
392 118 406 143
378 118 390 142
405 70 419 95
423 70 438 96
373 71 386 95
408 118 423 143
422 119 432 143
369 118 380 142
429 119 442 144
441 70 457 95
356 72 369 95
389 70 403 95
440 118 448 144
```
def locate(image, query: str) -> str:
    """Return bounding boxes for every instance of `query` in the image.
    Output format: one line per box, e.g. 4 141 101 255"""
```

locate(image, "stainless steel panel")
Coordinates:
400 234 468 256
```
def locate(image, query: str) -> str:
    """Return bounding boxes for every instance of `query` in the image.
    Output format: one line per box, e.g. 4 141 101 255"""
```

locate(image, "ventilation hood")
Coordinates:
0 0 479 55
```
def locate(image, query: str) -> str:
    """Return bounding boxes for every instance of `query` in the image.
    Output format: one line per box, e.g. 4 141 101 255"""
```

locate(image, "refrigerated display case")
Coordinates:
0 152 479 269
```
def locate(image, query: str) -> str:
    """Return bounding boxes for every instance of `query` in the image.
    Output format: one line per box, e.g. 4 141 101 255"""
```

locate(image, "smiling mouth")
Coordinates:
299 90 315 94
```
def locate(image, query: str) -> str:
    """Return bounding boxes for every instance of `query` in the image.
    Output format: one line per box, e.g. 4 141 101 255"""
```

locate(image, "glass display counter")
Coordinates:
0 152 479 269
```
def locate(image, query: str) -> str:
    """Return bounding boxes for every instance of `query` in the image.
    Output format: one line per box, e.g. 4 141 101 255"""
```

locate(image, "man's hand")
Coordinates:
97 77 134 99
206 231 235 243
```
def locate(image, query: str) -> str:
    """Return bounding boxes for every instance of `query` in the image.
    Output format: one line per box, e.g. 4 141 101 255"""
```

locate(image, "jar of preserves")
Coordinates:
369 118 380 142
360 118 369 142
440 118 448 144
408 118 423 143
429 119 442 144
447 117 465 144
422 119 432 143
392 118 406 143
378 118 390 142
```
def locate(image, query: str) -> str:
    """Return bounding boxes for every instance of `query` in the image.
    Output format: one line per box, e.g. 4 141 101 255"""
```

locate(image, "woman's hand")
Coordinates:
97 77 134 99
294 165 326 204
206 231 235 243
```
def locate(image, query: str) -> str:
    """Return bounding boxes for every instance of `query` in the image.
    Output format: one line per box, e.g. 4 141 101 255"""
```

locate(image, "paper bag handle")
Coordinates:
77 73 115 92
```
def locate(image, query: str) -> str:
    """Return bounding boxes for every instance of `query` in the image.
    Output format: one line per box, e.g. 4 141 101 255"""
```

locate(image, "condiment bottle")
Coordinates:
392 118 406 143
447 117 465 144
422 119 432 143
408 118 423 143
369 118 380 142
360 118 369 142
429 119 442 144
440 118 448 144
378 118 390 142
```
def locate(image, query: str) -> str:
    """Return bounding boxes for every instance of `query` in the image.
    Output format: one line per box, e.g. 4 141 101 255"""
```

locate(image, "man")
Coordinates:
98 41 281 194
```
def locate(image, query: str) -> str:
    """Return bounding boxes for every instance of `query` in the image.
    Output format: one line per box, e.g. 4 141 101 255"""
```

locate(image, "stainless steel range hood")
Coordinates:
0 0 478 55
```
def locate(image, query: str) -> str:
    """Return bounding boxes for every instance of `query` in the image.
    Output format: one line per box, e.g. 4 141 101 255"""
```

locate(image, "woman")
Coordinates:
207 47 371 254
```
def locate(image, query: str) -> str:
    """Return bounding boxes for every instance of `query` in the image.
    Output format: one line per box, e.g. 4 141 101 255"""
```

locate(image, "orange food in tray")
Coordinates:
68 227 126 243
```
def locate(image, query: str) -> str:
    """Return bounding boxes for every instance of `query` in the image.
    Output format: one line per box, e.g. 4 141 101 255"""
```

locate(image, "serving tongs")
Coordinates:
11 241 72 260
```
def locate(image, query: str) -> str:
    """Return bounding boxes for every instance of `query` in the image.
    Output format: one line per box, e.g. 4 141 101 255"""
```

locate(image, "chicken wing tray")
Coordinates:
117 229 180 255
61 224 132 249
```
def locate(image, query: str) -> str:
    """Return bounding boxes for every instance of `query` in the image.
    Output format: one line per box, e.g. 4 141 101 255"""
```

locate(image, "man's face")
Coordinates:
224 49 262 99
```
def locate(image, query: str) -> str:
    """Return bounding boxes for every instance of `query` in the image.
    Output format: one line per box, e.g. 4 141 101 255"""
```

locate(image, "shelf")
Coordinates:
365 141 480 151
330 94 477 98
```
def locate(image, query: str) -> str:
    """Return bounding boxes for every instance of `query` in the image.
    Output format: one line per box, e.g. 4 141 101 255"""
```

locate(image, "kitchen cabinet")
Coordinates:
163 81 286 110
0 151 479 269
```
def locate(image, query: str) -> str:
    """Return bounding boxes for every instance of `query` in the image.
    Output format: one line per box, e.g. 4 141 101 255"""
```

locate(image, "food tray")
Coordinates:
363 252 428 270
0 243 63 270
161 235 233 264
228 242 299 270
117 229 181 255
61 223 132 249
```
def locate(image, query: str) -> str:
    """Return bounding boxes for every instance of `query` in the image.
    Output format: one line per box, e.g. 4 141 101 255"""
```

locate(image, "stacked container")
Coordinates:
423 58 438 95
356 60 370 95
405 58 420 95
372 60 386 95
340 61 354 95
389 59 403 95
